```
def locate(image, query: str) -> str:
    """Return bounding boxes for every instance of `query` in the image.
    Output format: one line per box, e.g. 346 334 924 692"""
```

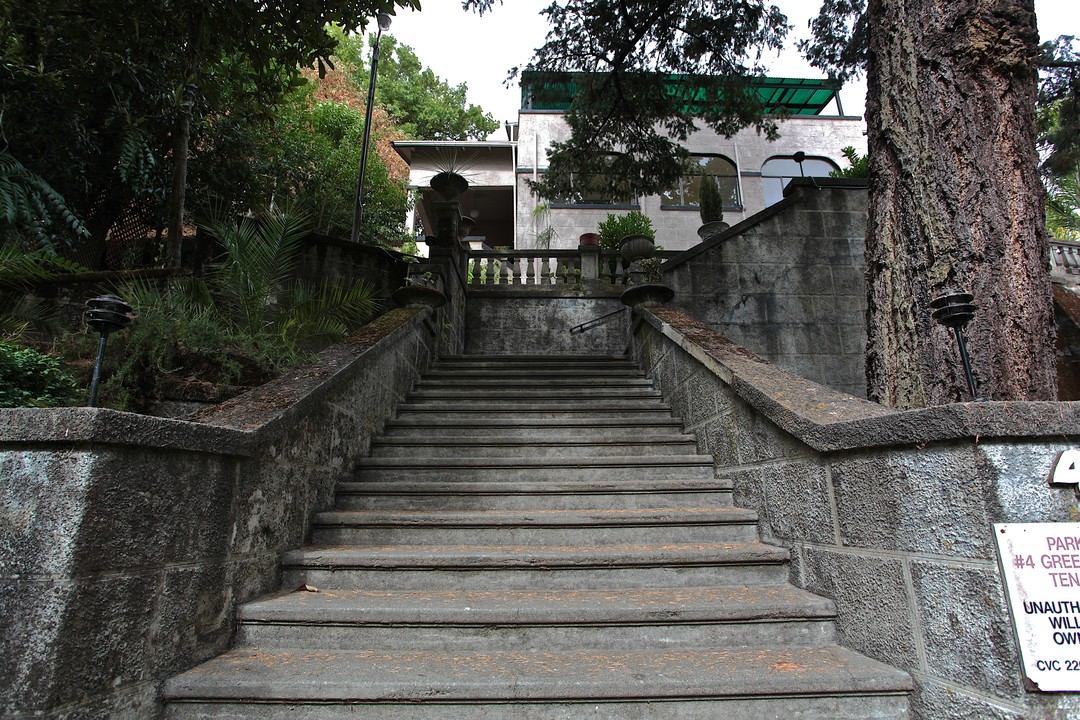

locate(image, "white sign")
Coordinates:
994 523 1080 692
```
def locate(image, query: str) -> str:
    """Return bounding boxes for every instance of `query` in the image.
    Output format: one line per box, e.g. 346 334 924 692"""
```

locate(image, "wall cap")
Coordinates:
639 306 1080 452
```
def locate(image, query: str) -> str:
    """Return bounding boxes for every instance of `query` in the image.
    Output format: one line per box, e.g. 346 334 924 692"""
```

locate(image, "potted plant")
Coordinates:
620 257 674 308
428 149 480 201
392 271 447 309
598 210 656 262
697 174 729 240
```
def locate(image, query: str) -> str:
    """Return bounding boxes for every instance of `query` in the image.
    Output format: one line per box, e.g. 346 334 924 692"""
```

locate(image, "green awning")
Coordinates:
520 72 842 116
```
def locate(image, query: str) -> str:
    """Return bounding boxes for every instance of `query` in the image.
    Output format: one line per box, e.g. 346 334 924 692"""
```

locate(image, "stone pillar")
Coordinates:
579 244 600 282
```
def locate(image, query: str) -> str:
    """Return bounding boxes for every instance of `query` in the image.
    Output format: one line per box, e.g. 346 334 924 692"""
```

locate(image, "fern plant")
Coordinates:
0 150 89 249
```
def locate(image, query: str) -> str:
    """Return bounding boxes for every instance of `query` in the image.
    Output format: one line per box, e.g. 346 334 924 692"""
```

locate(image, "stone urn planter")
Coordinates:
430 171 469 201
620 284 675 308
696 220 730 241
392 285 447 310
619 234 656 262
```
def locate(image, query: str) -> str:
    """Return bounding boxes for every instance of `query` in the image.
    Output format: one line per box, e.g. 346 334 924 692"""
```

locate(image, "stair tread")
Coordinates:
240 585 836 625
283 541 789 568
372 435 696 446
314 507 757 527
165 645 913 702
336 478 734 494
357 454 714 468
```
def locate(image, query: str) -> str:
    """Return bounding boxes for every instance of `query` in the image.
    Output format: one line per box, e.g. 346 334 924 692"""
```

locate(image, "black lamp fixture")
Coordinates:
84 294 134 406
350 12 393 244
930 288 980 401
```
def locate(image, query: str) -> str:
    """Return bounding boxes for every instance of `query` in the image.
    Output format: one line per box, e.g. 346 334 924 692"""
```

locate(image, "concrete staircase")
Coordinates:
165 355 912 719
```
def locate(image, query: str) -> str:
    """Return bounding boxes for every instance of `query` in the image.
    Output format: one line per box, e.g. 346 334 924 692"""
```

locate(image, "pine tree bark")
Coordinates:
864 0 1058 407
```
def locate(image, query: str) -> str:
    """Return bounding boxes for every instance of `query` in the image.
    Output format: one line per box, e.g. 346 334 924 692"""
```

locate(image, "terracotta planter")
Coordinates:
620 284 675 308
578 232 600 247
619 234 656 262
430 171 469 201
392 285 447 310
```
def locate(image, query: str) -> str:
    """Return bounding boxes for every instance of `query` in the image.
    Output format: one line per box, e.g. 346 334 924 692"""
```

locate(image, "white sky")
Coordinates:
387 0 1080 139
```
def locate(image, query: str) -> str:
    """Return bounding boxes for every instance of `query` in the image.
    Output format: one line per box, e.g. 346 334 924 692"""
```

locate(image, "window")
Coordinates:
552 172 638 207
661 155 740 209
760 155 840 206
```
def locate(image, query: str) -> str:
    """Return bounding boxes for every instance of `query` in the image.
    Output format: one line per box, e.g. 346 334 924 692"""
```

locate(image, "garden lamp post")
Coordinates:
350 12 392 244
930 288 980 401
83 294 134 407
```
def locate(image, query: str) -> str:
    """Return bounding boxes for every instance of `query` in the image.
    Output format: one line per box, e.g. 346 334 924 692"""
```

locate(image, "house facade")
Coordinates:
394 75 868 253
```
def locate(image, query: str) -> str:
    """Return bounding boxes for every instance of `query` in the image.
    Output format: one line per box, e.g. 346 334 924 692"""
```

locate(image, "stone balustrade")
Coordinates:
1050 240 1080 282
467 247 631 288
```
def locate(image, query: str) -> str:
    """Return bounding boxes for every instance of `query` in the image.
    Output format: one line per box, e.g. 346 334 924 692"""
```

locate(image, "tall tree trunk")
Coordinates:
864 0 1058 407
164 105 191 268
164 12 203 269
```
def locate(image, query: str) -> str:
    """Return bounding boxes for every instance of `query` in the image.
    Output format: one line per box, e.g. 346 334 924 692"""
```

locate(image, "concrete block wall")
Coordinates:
632 306 1080 720
465 290 629 356
662 179 869 397
0 307 439 719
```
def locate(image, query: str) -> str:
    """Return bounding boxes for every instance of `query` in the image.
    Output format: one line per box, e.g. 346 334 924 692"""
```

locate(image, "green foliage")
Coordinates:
0 246 87 337
514 0 789 200
0 150 89 249
1 0 420 265
636 257 664 285
830 146 869 178
0 340 80 408
200 207 379 347
698 175 724 224
597 210 655 251
1046 172 1080 241
337 32 500 141
54 206 379 411
1039 36 1080 178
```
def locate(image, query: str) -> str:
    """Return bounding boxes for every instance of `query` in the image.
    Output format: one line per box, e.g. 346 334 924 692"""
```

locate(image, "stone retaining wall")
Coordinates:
0 307 439 719
632 306 1080 720
663 179 869 397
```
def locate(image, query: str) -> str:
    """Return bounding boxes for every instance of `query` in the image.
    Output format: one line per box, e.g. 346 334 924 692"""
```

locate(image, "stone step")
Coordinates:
164 646 912 718
382 416 686 437
281 542 790 591
406 387 663 403
353 454 715 483
335 478 734 511
369 435 699 458
436 353 637 366
414 376 656 390
235 585 838 651
393 406 676 423
397 398 671 412
311 506 759 546
422 367 645 381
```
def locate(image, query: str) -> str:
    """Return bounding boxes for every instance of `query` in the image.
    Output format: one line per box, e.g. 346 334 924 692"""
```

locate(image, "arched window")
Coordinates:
760 155 840 206
661 154 739 209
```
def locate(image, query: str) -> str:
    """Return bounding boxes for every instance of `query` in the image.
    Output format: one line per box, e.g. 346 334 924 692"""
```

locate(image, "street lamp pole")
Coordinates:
350 13 392 244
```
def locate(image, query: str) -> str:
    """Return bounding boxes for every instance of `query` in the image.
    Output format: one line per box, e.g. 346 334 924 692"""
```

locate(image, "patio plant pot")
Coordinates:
392 285 447 309
619 234 656 262
430 171 469 201
696 220 730 241
620 283 675 308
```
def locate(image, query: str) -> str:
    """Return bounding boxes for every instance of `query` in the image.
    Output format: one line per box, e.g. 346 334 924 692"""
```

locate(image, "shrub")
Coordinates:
698 174 724 224
0 339 80 408
830 146 869 179
597 210 655 251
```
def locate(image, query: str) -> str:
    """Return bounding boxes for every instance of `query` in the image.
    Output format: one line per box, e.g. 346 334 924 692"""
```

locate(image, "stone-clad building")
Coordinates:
394 73 868 252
